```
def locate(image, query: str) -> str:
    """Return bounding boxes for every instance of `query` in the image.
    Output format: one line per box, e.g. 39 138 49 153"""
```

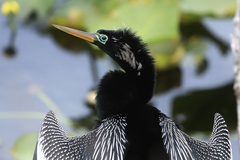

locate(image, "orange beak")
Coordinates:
52 24 95 43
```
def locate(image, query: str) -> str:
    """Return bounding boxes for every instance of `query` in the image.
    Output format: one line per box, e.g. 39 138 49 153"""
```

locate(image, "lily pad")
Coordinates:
11 133 38 160
87 0 179 43
51 0 179 43
180 0 235 17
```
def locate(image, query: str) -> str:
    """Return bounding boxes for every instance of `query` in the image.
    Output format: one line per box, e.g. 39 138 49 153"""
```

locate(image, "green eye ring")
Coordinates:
96 34 108 44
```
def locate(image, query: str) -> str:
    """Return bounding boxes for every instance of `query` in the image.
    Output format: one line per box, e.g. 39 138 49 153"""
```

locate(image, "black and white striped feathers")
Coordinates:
33 111 128 160
159 113 232 160
34 111 231 160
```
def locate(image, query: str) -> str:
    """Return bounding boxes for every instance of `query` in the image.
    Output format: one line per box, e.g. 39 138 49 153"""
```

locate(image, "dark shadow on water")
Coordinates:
172 82 237 133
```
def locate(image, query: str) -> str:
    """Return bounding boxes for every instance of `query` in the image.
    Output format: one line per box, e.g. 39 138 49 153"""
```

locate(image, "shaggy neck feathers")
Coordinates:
95 29 156 119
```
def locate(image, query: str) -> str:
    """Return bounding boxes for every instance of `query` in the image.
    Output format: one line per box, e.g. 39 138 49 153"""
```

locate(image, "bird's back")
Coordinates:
124 105 169 160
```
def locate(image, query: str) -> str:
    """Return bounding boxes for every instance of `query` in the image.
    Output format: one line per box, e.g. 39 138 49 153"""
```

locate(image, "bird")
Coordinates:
33 25 232 160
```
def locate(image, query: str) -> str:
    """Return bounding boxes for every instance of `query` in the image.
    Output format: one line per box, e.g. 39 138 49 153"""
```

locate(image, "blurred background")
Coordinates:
0 0 239 159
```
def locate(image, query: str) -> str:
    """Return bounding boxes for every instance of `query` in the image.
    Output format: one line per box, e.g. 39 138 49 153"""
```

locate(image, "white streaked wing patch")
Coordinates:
36 112 128 160
92 116 127 160
159 113 232 160
159 115 194 160
37 111 78 160
183 113 232 160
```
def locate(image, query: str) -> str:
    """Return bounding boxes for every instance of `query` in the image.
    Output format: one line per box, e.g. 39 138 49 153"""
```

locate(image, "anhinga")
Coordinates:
33 25 232 160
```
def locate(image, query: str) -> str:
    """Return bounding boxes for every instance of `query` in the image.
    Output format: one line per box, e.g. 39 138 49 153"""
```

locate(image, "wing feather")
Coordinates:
159 114 194 160
159 113 232 160
33 111 128 160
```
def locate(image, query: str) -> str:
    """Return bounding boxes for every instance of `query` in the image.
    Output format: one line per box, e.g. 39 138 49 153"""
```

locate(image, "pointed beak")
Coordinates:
52 24 95 43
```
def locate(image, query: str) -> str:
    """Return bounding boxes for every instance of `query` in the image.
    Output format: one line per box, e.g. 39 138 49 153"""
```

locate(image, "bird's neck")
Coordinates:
120 50 156 104
96 51 156 120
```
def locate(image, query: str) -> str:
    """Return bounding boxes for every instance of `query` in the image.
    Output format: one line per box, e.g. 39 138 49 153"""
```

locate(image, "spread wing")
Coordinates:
159 114 194 159
183 113 232 160
33 111 128 160
159 113 232 160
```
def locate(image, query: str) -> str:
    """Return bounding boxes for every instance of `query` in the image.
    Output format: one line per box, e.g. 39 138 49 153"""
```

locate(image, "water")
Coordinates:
0 15 239 159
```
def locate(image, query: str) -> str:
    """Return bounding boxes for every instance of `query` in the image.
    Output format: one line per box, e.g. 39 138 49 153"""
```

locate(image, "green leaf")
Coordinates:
11 133 38 160
51 0 179 42
87 0 179 42
150 40 185 69
180 0 235 17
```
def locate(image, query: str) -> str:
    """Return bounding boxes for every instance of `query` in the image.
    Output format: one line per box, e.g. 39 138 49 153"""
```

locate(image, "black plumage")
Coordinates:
33 25 232 160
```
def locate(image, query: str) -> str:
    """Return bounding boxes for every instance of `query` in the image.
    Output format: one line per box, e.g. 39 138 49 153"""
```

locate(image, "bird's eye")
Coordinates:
96 34 108 44
101 35 107 41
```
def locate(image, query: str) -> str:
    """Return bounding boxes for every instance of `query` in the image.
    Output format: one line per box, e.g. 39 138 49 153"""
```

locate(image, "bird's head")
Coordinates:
53 25 156 109
53 24 152 77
